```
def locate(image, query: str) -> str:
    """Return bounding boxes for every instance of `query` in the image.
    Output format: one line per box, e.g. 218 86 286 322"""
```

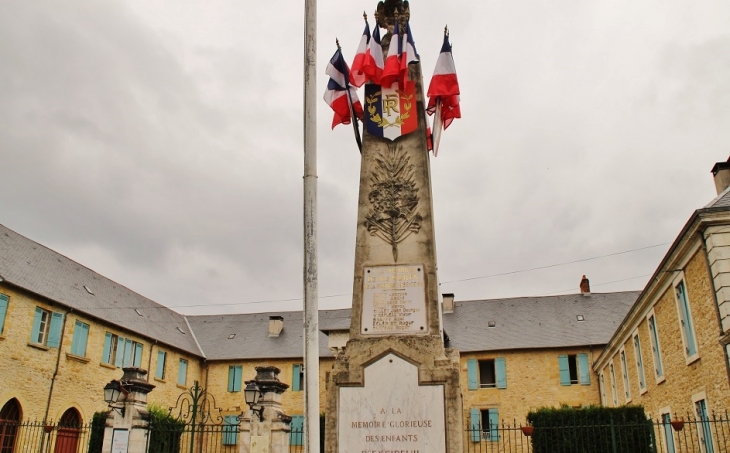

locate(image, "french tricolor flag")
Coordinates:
324 48 363 129
427 30 461 155
349 21 370 88
380 20 401 88
399 23 419 86
362 22 384 85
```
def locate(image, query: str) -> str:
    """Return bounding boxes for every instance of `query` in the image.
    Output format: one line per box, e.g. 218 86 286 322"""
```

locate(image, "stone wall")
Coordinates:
0 283 203 421
598 248 730 417
461 347 603 423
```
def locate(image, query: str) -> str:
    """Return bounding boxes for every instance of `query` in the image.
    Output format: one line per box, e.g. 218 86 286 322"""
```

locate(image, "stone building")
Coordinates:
594 161 730 450
0 219 638 428
2 161 730 434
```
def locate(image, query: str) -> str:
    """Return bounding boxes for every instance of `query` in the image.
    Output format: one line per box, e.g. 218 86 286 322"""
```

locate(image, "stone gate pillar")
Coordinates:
239 366 292 453
102 367 156 453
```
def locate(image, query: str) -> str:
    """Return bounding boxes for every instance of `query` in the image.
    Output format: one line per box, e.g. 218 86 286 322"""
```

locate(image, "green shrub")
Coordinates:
526 405 653 453
87 411 108 453
147 404 186 453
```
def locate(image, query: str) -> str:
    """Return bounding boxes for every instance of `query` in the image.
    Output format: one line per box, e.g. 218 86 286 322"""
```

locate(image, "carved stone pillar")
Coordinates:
239 367 292 453
102 367 156 453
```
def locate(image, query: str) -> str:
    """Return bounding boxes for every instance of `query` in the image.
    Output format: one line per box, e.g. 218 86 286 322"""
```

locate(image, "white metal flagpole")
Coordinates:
303 0 320 451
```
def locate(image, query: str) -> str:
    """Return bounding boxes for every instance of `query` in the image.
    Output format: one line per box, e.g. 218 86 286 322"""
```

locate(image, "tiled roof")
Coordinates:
704 186 730 210
0 223 639 360
0 224 203 356
443 291 640 352
187 309 351 360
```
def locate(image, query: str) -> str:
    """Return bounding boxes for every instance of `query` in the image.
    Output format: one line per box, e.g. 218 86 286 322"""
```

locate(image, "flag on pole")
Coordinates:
380 20 400 88
324 47 364 129
426 29 461 155
399 23 419 87
349 16 371 88
362 21 384 85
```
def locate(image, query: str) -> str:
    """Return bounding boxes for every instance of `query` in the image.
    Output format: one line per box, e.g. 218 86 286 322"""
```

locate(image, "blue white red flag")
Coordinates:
399 23 419 86
349 21 371 88
324 48 363 129
380 20 400 88
426 30 461 155
363 81 418 140
362 23 384 85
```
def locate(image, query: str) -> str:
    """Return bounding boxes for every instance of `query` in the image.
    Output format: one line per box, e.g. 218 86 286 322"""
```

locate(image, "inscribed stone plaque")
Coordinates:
339 353 445 453
111 429 129 453
361 264 427 335
250 436 269 453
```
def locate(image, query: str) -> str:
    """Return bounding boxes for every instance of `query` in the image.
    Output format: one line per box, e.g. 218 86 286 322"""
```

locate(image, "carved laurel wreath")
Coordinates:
365 90 413 129
364 143 422 261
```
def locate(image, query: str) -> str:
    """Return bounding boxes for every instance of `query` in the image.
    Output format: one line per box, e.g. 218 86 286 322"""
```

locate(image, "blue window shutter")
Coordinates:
228 366 235 392
178 360 188 385
677 283 697 356
578 353 590 385
114 337 125 367
292 364 301 392
495 358 507 389
222 415 239 445
133 343 143 367
156 351 166 379
30 307 43 343
122 338 133 367
467 359 478 390
469 408 480 442
70 322 83 355
558 355 570 385
488 408 499 441
290 415 304 446
662 414 677 453
47 312 64 348
102 333 113 364
234 366 242 392
71 322 89 357
0 294 8 334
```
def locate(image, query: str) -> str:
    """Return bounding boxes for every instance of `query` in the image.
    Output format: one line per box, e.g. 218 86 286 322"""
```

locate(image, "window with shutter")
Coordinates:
70 321 90 357
290 415 304 446
228 365 242 392
647 314 664 378
30 307 63 348
675 280 698 358
0 294 8 335
222 415 239 445
178 359 188 386
156 350 167 379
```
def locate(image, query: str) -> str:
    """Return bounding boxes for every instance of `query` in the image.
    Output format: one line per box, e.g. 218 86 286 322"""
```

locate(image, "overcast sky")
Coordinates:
1 0 729 315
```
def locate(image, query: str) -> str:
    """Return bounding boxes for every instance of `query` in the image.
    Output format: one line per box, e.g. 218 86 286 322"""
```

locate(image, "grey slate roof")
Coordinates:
0 224 203 356
704 185 730 210
443 291 640 352
186 309 351 360
0 223 639 360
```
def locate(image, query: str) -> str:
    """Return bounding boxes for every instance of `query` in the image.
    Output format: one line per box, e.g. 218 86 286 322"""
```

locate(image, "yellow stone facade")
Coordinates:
596 220 730 419
461 347 602 423
0 282 202 422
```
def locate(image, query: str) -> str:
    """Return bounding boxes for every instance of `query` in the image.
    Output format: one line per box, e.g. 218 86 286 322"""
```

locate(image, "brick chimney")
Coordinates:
268 316 284 337
711 158 730 195
442 293 455 313
580 275 591 296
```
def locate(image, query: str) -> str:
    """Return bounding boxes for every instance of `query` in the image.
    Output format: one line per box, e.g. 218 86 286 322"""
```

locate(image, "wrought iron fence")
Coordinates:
0 420 98 453
465 412 730 453
147 422 240 453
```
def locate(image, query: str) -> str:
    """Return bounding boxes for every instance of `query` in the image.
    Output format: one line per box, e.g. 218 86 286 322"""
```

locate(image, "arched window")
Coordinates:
55 408 82 453
0 399 22 453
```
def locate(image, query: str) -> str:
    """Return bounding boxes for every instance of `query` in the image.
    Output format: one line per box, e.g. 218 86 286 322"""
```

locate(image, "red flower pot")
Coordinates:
670 420 684 431
521 426 534 436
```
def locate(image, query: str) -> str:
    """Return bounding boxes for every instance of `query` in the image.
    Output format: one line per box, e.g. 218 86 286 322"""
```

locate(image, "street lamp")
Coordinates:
103 380 128 416
244 382 264 420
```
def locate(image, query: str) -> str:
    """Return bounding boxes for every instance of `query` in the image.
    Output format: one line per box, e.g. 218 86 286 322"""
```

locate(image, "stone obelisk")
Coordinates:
325 2 463 453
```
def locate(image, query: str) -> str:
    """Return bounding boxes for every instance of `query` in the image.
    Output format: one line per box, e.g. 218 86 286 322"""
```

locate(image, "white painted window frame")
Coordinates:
673 273 700 364
633 329 648 395
619 347 631 403
646 308 666 384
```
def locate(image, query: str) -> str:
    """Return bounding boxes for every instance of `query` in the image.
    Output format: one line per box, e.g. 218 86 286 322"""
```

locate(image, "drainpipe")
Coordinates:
44 308 71 423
